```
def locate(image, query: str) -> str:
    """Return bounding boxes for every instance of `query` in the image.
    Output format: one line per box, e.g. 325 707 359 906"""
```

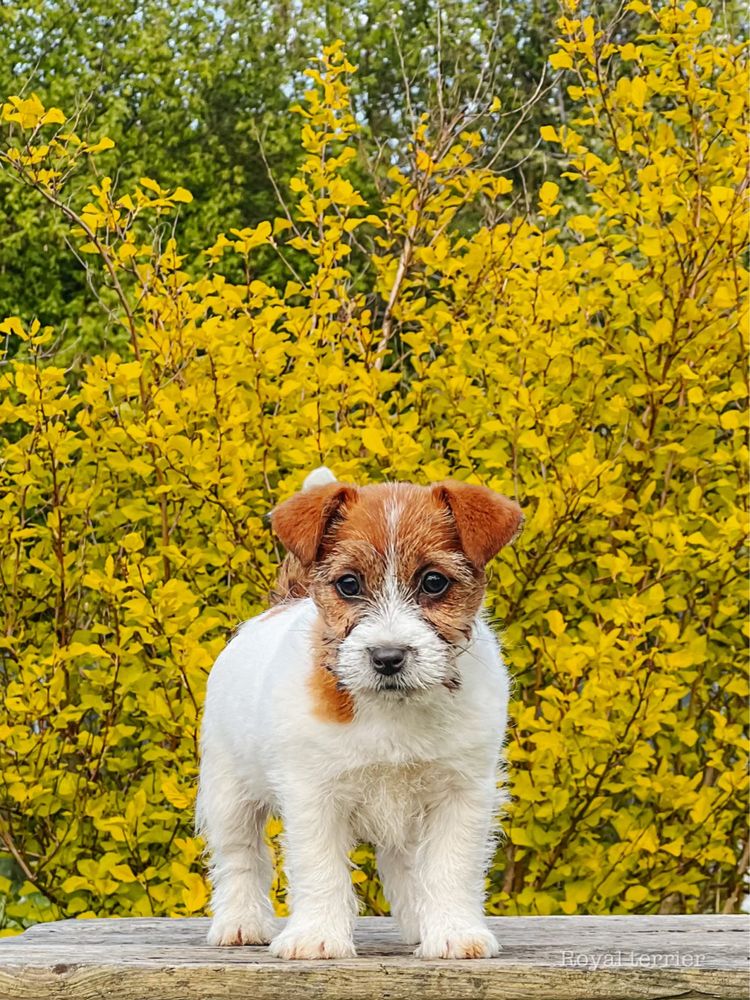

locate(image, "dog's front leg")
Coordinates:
269 783 357 960
414 778 500 960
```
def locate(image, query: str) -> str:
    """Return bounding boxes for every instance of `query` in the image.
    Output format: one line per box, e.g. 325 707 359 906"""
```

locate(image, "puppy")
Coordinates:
196 468 522 960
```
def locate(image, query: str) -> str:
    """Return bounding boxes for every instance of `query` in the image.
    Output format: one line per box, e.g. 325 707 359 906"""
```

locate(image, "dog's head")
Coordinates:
270 475 522 696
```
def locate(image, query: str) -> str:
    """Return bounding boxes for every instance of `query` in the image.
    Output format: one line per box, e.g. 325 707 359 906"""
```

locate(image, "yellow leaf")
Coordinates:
639 827 660 853
41 107 66 125
139 176 162 195
361 427 388 456
181 873 208 913
568 214 597 235
266 817 283 838
545 610 566 637
161 775 194 809
87 136 115 154
110 864 136 883
415 149 435 175
549 51 573 70
328 177 366 206
0 317 27 340
625 885 649 905
649 318 672 344
630 76 647 108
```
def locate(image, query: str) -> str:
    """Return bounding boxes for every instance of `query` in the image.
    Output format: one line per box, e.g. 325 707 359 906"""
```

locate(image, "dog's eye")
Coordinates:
335 574 362 598
421 571 450 597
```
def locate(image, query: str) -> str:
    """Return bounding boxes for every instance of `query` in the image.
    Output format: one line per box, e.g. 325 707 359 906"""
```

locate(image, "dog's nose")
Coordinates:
370 646 407 676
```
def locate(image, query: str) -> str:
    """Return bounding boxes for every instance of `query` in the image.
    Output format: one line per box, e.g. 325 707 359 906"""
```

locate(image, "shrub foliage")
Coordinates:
0 2 747 929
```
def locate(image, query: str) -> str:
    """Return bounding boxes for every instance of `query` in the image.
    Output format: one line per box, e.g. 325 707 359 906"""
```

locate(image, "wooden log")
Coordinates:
0 915 747 1000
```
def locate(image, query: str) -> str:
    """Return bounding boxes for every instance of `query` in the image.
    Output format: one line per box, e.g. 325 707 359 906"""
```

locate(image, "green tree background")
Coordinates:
9 0 738 350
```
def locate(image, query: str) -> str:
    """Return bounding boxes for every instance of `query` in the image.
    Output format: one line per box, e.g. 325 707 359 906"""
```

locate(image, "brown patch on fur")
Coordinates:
307 616 355 724
308 666 355 724
433 481 523 567
270 482 356 565
462 939 491 959
269 553 311 605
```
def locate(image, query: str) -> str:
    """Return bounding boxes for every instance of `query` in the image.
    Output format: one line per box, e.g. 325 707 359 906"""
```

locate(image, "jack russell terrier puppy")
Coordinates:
197 467 522 960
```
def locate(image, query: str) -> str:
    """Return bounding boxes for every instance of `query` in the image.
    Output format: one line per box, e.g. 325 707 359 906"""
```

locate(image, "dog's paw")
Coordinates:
269 924 356 960
395 918 421 945
415 925 499 960
207 915 274 947
400 926 421 946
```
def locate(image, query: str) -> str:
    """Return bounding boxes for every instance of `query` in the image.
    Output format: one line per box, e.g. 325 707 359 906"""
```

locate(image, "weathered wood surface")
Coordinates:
0 915 747 1000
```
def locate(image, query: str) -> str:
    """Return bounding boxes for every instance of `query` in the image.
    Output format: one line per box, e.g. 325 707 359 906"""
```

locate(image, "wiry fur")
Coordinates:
197 469 522 960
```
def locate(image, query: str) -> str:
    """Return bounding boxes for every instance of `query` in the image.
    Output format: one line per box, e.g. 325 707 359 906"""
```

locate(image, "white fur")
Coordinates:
197 593 509 960
302 466 337 490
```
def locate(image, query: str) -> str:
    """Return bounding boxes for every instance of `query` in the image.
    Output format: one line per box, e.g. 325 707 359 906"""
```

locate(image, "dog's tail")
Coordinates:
302 466 337 490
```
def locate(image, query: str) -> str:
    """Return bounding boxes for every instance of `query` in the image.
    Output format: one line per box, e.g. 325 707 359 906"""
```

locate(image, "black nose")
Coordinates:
370 646 407 676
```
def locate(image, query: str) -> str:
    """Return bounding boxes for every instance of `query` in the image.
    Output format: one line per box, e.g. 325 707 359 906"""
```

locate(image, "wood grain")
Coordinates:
0 915 747 1000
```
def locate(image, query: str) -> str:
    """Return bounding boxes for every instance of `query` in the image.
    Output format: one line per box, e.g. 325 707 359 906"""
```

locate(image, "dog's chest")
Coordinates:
337 762 453 849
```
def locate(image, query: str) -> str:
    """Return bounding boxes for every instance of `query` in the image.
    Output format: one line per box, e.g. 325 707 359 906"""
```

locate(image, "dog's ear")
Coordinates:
433 481 523 567
270 483 357 565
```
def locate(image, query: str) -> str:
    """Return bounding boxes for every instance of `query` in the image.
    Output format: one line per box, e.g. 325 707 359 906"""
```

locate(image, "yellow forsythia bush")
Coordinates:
0 3 747 930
